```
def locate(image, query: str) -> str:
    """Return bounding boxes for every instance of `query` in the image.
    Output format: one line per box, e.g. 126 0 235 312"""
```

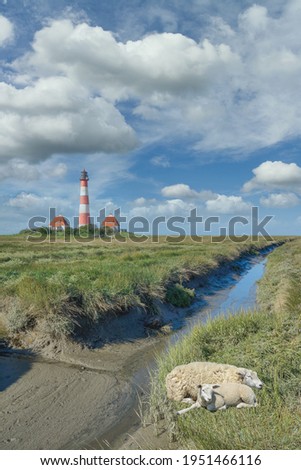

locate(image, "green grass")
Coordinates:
0 234 285 342
0 321 7 340
165 283 195 307
147 238 301 449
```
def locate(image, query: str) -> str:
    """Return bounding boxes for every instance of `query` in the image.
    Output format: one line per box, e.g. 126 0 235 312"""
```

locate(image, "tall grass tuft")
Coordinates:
165 284 195 308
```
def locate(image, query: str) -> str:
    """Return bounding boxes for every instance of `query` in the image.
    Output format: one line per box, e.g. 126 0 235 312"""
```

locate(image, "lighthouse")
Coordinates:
79 169 90 226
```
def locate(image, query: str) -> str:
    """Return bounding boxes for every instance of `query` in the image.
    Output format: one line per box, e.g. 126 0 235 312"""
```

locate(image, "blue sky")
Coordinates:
0 0 301 235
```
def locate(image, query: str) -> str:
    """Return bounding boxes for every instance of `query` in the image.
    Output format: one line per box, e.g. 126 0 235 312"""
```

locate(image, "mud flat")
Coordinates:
0 249 274 450
0 335 166 450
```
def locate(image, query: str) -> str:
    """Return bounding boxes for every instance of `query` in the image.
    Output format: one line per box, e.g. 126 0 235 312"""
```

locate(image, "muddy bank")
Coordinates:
64 242 283 354
0 355 126 449
0 243 282 450
1 243 283 356
0 244 280 362
0 336 165 450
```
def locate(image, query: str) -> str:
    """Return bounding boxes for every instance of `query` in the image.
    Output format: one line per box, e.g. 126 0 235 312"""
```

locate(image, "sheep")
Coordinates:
177 383 257 415
166 361 263 402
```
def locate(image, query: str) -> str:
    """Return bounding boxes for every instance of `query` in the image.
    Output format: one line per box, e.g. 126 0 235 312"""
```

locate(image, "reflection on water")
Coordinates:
215 259 266 314
170 257 266 344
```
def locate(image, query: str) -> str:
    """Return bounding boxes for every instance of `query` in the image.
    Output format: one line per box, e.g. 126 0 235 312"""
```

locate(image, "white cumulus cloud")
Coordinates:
129 198 196 219
16 20 236 101
1 2 301 165
206 195 250 214
132 197 157 206
161 184 218 200
243 161 301 193
0 159 67 181
2 1 301 161
260 193 300 208
0 76 137 162
161 184 200 199
7 192 50 209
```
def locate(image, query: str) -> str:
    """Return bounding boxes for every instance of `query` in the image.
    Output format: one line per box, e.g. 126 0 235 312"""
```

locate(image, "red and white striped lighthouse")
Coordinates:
79 169 90 226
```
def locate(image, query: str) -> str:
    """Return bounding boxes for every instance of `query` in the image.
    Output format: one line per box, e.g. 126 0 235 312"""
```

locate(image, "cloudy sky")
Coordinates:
0 0 301 235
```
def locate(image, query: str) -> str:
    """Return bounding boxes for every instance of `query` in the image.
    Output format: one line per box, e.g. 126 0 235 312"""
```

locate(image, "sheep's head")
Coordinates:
198 384 216 403
237 368 263 389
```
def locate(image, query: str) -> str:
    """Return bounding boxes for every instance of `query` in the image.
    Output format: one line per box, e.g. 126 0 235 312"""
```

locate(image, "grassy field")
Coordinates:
147 238 301 449
0 234 279 344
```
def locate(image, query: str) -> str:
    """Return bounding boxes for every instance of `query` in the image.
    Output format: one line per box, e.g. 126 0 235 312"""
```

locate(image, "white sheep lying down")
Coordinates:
166 361 263 402
177 383 257 415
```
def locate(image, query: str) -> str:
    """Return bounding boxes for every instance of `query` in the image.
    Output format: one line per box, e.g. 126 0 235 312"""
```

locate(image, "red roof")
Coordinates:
49 215 70 227
101 215 120 227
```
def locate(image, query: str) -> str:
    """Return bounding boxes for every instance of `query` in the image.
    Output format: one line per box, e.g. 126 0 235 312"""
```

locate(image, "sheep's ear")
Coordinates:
237 368 246 378
212 384 220 389
197 384 202 389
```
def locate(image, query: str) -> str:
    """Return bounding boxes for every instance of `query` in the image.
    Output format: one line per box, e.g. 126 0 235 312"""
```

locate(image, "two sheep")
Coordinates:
166 361 263 402
177 383 257 415
165 361 262 415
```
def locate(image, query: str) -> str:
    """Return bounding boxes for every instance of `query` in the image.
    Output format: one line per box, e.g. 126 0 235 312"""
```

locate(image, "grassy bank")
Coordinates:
147 238 301 449
0 235 279 346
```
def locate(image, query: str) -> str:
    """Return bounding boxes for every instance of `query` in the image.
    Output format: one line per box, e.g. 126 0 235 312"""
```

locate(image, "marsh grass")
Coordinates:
0 318 7 339
147 238 301 449
165 284 195 307
0 235 280 341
